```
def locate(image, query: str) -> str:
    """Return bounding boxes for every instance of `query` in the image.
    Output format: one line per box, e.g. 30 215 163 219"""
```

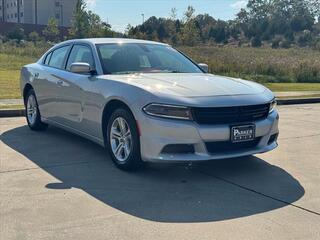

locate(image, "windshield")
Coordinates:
96 43 203 74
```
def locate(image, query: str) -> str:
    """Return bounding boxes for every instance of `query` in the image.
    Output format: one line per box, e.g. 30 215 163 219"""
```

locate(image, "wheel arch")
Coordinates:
23 83 34 104
101 99 137 146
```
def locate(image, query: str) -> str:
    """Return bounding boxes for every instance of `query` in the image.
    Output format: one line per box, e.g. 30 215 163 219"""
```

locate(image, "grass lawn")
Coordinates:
0 70 21 99
264 83 320 92
0 53 37 99
1 69 320 100
1 48 320 100
0 53 36 70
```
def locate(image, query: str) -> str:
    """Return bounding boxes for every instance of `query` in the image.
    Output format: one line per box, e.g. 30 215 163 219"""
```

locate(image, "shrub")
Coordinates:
285 31 294 42
43 18 60 42
271 39 280 48
298 30 313 47
313 39 320 51
251 36 262 47
7 25 24 42
28 31 41 43
296 64 320 83
280 40 291 49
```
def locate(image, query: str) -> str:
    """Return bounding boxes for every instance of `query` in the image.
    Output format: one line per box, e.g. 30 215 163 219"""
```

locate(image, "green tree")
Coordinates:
7 25 24 42
246 0 272 20
124 1 318 47
28 31 40 43
179 6 200 46
125 24 133 36
43 18 60 42
87 11 113 37
209 20 228 43
180 20 201 46
307 0 320 20
69 0 90 38
184 5 195 22
170 7 177 20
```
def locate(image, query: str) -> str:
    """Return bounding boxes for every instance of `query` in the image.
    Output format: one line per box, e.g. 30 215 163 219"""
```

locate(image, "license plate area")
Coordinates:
231 124 255 143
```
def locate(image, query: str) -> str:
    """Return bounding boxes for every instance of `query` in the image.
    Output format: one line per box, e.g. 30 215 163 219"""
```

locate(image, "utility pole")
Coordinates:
2 0 5 22
141 13 144 24
60 4 63 27
17 0 20 23
34 0 38 24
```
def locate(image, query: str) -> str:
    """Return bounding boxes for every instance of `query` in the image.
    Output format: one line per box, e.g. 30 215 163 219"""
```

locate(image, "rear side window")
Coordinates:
66 45 94 71
48 46 70 69
44 52 52 65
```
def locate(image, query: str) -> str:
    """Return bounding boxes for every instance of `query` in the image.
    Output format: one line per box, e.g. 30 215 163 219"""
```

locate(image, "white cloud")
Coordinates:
230 0 248 10
86 0 97 7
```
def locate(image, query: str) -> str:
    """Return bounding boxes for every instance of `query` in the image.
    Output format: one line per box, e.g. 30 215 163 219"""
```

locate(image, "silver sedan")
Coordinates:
21 38 279 170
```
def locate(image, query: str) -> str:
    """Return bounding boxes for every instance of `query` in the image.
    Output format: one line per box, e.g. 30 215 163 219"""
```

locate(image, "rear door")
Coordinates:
36 45 71 121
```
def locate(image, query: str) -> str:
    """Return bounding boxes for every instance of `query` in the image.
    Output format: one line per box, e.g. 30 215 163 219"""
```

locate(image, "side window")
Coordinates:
48 46 70 69
44 52 52 65
66 45 94 71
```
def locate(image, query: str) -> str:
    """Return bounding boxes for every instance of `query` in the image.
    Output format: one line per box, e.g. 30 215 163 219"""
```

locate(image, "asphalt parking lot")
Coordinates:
1 104 320 240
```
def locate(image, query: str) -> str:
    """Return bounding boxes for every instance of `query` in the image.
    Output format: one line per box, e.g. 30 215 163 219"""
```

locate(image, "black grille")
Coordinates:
192 104 270 125
162 144 195 154
205 138 261 154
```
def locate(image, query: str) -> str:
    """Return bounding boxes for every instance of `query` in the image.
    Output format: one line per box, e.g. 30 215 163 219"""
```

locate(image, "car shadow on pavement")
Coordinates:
1 125 305 223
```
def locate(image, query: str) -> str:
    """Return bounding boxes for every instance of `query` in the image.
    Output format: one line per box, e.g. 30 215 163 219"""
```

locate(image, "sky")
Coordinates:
85 0 248 33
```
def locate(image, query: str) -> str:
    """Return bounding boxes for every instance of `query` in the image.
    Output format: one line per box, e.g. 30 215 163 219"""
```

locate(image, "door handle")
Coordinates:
57 80 63 85
34 73 39 79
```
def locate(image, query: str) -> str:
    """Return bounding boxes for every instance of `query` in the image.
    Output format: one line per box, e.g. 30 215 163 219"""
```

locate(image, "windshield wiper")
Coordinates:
112 70 183 74
159 69 182 73
113 71 140 75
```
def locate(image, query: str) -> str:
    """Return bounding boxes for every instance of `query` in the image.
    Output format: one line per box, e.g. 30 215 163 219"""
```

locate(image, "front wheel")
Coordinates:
25 89 48 131
106 108 143 171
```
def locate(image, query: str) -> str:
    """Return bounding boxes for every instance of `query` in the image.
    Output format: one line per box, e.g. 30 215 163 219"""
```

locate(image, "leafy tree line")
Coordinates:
127 0 320 49
1 0 319 50
1 0 319 83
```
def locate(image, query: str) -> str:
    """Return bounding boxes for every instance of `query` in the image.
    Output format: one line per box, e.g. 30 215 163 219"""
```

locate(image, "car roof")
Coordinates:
61 38 169 46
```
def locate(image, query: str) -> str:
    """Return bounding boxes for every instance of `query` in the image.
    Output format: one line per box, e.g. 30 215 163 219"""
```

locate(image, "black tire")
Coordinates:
25 89 48 131
106 108 144 171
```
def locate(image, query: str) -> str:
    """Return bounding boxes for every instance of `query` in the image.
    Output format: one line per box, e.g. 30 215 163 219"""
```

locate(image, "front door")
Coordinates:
54 44 100 138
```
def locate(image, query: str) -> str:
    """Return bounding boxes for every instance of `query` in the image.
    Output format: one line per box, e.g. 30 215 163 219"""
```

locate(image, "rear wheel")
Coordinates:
106 108 143 171
25 89 48 131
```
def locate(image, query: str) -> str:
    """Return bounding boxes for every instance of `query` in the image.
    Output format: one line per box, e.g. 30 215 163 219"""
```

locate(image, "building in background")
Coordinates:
0 0 78 27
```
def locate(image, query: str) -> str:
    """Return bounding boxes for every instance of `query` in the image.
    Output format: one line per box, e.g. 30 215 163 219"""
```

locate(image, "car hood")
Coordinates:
102 73 267 97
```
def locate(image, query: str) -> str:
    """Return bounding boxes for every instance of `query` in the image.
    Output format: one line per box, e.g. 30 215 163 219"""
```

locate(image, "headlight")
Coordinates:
269 99 277 113
143 103 193 120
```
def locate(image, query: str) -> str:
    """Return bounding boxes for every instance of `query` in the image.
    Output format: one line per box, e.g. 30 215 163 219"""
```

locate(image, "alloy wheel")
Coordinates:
27 94 37 125
110 117 133 162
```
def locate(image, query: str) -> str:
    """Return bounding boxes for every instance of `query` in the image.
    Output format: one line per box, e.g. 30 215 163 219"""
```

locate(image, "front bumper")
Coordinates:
138 110 279 162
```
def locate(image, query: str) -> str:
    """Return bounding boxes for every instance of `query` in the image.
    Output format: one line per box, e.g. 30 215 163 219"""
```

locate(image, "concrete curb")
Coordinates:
1 98 320 118
0 109 25 118
277 98 320 105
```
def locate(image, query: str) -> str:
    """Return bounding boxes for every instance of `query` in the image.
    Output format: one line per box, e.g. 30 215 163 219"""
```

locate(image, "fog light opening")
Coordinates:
268 133 279 145
161 144 195 154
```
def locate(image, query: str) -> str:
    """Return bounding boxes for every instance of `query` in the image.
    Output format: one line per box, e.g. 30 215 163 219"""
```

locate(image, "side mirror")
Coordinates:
70 62 95 75
198 63 209 73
